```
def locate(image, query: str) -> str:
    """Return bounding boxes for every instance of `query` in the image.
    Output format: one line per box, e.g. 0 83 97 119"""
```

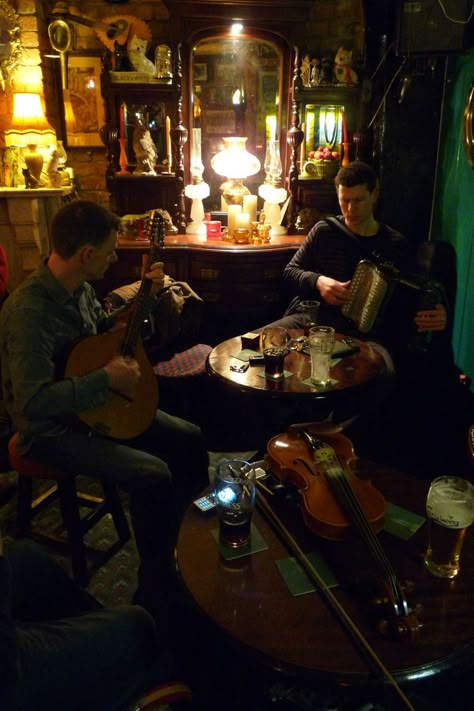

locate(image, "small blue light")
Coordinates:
217 486 237 505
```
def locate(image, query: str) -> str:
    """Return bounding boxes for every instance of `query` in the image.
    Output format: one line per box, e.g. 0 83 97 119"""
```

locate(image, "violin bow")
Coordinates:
255 489 415 711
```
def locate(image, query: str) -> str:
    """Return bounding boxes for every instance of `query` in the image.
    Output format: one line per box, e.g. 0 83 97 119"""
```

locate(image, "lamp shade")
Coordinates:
5 93 56 147
211 137 260 179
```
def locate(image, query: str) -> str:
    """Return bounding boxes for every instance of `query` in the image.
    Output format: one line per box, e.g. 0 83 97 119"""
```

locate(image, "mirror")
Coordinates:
191 35 283 210
0 0 21 90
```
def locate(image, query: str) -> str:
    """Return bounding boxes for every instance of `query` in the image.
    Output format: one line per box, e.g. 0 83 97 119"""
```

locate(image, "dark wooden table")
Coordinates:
206 332 387 400
176 460 474 686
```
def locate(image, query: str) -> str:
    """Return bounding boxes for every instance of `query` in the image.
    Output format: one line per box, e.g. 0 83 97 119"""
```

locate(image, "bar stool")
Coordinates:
8 433 131 586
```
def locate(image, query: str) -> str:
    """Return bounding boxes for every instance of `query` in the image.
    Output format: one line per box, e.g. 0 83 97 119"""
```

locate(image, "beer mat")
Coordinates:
302 342 360 359
276 552 338 596
257 370 293 380
384 502 426 540
211 523 269 560
231 349 261 362
301 377 338 388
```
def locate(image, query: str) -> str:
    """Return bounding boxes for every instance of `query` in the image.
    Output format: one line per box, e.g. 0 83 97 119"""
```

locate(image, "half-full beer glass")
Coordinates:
424 476 474 578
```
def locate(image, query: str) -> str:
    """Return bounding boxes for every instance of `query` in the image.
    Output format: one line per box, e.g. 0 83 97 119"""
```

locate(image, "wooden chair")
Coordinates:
8 433 131 586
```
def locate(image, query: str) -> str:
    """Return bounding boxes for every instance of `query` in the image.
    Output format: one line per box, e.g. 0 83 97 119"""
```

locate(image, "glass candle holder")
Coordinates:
206 220 222 239
234 228 250 244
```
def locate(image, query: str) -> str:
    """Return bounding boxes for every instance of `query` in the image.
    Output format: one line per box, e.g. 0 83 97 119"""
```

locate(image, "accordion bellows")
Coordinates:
342 259 393 333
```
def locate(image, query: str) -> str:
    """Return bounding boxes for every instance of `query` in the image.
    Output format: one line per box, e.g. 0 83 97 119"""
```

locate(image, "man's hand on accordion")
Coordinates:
316 276 351 306
414 303 447 333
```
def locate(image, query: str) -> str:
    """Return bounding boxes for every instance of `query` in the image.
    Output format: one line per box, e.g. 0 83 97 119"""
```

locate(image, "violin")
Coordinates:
265 422 421 641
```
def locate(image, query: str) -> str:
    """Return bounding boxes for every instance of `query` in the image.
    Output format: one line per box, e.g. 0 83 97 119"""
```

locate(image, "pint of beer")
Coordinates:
424 476 474 579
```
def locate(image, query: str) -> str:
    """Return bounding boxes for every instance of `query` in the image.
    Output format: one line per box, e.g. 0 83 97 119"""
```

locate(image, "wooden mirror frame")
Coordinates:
0 0 21 90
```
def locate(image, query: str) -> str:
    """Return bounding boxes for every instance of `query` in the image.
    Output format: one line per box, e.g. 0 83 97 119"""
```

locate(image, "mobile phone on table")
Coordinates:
249 355 265 366
193 492 217 513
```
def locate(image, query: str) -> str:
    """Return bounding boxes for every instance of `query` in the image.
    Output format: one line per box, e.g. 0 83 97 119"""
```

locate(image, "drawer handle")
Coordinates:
200 269 220 280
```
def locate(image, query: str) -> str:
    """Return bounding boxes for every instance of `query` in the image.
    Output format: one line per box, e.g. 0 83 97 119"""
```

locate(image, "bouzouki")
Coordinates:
64 210 163 440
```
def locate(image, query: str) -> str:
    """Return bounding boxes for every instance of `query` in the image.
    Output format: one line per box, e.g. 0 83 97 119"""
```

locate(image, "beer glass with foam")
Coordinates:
262 327 289 380
424 476 474 579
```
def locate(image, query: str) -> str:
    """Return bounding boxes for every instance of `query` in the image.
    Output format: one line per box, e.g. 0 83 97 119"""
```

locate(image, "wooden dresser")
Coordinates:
97 234 305 344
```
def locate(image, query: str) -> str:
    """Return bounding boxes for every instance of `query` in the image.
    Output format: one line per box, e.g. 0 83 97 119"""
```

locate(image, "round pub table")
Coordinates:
206 331 387 399
176 460 474 689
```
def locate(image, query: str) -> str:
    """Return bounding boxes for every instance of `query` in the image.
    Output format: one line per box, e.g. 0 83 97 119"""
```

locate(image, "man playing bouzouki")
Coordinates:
0 200 209 631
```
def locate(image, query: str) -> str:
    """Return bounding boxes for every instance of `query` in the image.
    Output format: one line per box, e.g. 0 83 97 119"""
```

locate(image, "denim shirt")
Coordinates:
0 260 110 454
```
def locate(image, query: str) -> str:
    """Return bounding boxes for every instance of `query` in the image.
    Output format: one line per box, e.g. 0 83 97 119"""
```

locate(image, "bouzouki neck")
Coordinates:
121 211 164 357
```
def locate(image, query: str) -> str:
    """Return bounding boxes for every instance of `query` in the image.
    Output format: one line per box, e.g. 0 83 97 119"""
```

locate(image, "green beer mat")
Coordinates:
301 377 338 388
231 349 261 362
211 523 269 560
276 552 338 596
257 370 293 379
384 502 425 540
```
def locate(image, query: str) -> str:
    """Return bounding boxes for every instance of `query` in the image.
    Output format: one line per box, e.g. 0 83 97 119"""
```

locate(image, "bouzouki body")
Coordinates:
64 210 163 440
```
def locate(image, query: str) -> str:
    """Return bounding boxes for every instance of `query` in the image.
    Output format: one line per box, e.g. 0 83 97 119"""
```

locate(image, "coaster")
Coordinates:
211 523 269 559
384 502 426 540
257 370 293 380
231 349 261 362
301 377 338 388
276 551 338 596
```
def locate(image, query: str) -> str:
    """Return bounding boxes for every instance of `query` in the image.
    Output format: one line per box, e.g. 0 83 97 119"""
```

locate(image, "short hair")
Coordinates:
335 161 377 193
51 200 121 259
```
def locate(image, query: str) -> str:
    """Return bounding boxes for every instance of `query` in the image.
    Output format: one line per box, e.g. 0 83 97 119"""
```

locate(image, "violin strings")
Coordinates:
325 455 403 609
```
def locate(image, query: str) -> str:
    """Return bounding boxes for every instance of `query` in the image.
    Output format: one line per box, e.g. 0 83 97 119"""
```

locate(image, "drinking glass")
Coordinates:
308 326 335 386
299 300 320 337
424 476 474 578
261 327 289 380
214 460 256 548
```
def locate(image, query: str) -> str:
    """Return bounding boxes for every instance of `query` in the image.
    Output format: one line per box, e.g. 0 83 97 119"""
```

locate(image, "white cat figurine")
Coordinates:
333 47 358 86
128 35 155 76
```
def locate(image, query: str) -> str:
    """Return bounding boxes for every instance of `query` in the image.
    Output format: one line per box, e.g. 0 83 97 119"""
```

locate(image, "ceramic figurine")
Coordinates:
300 54 311 87
132 109 157 175
319 56 334 84
310 58 320 86
113 40 133 71
333 47 358 85
128 35 155 76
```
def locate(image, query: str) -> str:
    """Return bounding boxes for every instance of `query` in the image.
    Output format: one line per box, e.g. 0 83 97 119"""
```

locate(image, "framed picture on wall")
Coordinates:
194 63 208 82
66 54 105 147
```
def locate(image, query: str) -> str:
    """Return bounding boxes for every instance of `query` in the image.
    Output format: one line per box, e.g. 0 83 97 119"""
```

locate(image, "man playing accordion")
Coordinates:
269 161 472 478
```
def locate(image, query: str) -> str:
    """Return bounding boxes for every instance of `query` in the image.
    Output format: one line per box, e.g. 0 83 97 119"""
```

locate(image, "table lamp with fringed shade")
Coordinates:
5 93 56 187
211 137 261 206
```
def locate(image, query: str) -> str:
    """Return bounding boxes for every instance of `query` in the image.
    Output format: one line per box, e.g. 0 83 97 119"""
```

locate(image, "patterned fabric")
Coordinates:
153 344 211 378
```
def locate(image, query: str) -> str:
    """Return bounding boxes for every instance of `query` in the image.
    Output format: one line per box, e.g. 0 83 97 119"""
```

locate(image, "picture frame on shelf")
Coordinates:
66 54 105 147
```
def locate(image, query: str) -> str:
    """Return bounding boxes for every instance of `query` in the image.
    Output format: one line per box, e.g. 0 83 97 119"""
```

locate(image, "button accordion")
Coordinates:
342 259 441 334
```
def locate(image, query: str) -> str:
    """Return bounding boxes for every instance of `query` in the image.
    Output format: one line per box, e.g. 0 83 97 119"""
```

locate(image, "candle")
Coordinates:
242 195 257 223
119 103 125 140
227 204 242 235
341 110 349 144
299 122 306 167
235 212 251 230
165 115 172 170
